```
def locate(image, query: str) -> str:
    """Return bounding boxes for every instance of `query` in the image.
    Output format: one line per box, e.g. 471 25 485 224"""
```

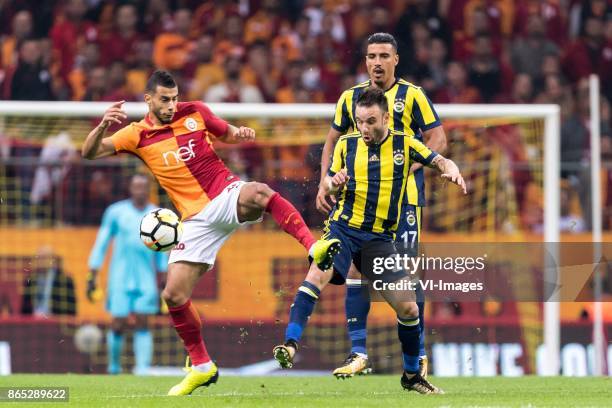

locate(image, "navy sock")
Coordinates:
285 281 320 343
397 316 420 373
345 280 370 355
416 284 426 358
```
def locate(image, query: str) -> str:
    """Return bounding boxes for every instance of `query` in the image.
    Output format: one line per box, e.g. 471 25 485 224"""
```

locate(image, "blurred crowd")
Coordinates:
0 0 610 105
0 0 611 230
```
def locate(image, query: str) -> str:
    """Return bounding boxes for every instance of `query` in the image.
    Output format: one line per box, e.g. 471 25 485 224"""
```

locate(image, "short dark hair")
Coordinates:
145 70 177 93
356 87 388 112
366 32 398 51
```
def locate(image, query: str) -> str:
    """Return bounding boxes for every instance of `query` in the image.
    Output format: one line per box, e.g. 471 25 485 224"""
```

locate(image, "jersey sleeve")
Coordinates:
328 138 346 176
331 91 351 133
407 137 438 166
110 125 139 153
194 101 228 137
410 87 441 131
88 205 117 270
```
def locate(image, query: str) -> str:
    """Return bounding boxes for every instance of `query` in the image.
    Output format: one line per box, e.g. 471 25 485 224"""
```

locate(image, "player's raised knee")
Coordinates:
246 181 276 208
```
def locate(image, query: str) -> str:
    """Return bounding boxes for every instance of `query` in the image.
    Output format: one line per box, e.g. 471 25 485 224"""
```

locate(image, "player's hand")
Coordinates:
330 168 349 192
316 186 336 214
86 271 103 303
100 101 127 128
441 160 467 194
235 126 256 142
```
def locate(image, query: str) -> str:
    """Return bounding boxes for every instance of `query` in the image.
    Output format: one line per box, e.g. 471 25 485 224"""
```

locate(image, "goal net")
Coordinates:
1 101 594 377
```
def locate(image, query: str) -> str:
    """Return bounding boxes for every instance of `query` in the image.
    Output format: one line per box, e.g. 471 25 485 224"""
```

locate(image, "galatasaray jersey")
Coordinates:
110 101 238 219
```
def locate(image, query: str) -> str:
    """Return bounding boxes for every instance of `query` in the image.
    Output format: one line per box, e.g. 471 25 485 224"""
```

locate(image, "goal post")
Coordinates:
0 101 562 375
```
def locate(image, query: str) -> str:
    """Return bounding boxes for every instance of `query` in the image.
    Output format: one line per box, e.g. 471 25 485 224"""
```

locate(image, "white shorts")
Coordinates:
168 181 262 267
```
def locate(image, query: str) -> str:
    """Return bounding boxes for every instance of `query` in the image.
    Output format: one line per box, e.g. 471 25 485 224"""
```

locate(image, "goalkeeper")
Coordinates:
316 32 448 378
87 174 168 375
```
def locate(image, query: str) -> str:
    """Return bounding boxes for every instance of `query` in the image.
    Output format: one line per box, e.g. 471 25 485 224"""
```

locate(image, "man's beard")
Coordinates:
154 110 172 124
372 127 386 143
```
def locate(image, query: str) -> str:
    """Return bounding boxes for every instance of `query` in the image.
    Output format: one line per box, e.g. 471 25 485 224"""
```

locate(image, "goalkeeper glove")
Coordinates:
86 271 103 302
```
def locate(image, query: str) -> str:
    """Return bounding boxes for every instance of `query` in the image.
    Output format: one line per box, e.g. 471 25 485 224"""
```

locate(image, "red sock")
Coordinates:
266 192 316 251
168 300 210 365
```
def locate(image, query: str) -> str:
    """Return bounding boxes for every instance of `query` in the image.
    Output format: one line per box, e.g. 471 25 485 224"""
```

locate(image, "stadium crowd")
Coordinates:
0 0 611 230
0 0 610 105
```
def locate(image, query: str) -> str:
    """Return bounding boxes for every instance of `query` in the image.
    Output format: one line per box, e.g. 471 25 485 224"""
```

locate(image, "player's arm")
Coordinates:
319 128 343 185
317 91 351 213
410 139 466 194
409 126 448 174
217 124 256 144
315 127 343 212
321 137 348 196
409 87 447 172
82 101 127 159
430 155 466 194
423 125 447 154
322 168 349 196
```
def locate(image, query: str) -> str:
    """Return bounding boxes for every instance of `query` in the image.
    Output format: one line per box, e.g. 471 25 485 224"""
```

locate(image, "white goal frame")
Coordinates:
0 101 561 375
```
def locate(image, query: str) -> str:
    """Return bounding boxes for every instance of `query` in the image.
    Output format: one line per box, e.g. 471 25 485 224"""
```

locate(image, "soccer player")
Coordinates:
81 70 340 395
315 32 448 378
86 174 167 375
274 88 466 394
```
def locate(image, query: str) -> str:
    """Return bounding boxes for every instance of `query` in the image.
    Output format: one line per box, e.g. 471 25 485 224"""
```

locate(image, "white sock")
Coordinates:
192 361 214 372
355 352 368 359
308 244 315 258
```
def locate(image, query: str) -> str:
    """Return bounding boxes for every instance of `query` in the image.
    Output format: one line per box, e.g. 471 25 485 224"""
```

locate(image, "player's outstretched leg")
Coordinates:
237 182 341 270
273 264 332 368
163 262 218 396
333 272 372 378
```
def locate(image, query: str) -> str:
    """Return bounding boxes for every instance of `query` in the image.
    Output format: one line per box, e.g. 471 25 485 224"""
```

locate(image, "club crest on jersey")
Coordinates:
406 210 417 226
185 117 198 131
393 99 405 113
393 149 405 165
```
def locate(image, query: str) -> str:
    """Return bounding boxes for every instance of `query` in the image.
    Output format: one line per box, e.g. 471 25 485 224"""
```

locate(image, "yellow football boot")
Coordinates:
311 238 341 270
167 358 219 396
332 353 372 379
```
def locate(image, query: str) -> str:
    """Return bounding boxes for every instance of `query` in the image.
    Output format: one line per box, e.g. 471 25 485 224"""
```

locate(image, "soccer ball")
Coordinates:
74 324 103 353
140 208 183 252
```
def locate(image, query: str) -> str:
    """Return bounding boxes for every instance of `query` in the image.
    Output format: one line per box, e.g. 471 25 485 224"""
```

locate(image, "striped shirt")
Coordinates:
331 78 441 206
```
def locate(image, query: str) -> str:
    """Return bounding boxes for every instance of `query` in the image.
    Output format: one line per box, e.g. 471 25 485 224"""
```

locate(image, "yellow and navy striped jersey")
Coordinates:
331 79 441 206
327 130 437 235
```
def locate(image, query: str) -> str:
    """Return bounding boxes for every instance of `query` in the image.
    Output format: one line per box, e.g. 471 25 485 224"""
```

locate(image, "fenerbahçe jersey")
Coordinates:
327 130 437 235
331 79 441 206
110 101 238 219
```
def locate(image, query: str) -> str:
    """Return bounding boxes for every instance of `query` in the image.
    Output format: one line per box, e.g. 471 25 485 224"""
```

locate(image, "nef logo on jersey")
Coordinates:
162 139 196 166
185 117 198 131
393 99 405 113
393 149 405 165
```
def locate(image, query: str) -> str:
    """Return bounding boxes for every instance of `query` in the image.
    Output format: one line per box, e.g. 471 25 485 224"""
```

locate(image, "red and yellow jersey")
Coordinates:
110 101 238 219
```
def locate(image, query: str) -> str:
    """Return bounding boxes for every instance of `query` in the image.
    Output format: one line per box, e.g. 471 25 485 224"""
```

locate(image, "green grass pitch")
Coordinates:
3 374 611 407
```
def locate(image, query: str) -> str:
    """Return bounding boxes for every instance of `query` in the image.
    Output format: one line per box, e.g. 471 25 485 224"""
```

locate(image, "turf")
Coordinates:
2 374 611 407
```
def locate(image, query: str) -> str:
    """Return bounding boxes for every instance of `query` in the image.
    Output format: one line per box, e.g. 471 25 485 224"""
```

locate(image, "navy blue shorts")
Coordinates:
323 221 402 285
395 204 421 249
